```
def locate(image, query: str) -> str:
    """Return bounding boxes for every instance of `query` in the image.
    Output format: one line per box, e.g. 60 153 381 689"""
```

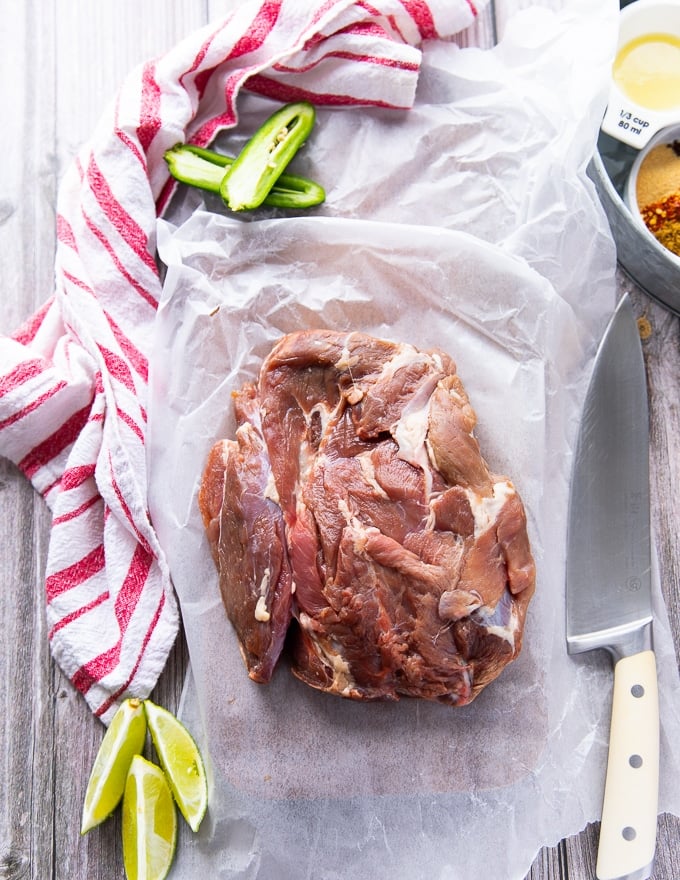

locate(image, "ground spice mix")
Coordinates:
636 140 680 257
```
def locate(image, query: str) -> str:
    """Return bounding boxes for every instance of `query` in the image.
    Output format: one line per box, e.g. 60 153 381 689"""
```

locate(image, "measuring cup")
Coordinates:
601 0 680 149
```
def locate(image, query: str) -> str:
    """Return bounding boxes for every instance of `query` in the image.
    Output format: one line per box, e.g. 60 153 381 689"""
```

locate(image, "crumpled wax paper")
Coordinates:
147 2 680 878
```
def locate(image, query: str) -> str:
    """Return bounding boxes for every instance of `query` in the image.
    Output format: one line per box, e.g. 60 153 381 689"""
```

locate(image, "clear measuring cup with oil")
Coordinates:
602 0 680 149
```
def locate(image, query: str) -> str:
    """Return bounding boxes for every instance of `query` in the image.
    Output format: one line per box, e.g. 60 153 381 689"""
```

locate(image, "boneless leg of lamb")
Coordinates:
198 330 535 706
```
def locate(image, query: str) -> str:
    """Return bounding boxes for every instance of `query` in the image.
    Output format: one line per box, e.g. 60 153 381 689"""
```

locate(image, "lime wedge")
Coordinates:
144 700 208 832
122 755 177 880
81 697 147 834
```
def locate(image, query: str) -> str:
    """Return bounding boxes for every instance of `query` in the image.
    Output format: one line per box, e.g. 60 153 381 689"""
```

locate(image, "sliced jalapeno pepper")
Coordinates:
164 145 226 193
163 143 325 209
257 173 325 209
220 101 317 211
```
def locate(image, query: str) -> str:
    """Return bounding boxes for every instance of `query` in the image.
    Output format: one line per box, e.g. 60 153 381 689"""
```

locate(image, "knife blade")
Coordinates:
566 293 659 880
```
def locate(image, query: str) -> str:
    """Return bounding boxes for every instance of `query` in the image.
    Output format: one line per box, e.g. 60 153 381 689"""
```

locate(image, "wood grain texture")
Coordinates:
0 2 677 879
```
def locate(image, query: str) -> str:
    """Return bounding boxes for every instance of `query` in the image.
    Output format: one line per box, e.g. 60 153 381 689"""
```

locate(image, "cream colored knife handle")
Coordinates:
596 649 659 880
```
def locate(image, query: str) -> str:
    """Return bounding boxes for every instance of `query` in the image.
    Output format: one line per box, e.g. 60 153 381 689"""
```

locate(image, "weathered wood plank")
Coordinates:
0 0 59 876
642 286 680 661
526 840 570 880
632 280 680 880
0 0 59 330
0 464 54 880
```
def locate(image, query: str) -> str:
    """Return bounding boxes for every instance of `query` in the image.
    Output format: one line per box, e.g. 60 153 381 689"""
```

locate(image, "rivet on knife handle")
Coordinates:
596 649 659 880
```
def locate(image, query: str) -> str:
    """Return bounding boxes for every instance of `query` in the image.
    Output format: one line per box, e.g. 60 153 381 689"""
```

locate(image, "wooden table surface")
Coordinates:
1 2 678 878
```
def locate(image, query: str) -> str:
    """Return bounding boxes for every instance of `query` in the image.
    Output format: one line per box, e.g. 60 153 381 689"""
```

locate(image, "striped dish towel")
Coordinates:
0 0 486 724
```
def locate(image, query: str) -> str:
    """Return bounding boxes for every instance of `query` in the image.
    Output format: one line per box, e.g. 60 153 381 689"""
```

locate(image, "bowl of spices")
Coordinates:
590 127 680 316
626 124 680 262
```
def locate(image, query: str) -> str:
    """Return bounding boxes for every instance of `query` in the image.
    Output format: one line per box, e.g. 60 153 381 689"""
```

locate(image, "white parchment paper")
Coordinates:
148 2 680 878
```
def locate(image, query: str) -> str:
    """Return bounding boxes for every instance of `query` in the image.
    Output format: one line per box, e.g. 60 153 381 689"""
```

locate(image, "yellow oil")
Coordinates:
613 32 680 110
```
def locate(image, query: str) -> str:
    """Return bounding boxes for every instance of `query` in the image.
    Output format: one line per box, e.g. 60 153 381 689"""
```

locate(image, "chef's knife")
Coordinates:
566 293 659 880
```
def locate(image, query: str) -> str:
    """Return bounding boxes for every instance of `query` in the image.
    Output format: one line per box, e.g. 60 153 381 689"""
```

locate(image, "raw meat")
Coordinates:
198 330 535 705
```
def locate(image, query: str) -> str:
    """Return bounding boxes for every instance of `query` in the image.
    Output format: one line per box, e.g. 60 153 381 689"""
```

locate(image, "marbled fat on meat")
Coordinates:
198 330 536 705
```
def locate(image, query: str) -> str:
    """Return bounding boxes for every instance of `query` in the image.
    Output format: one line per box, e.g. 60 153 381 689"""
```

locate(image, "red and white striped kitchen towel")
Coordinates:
0 0 485 724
